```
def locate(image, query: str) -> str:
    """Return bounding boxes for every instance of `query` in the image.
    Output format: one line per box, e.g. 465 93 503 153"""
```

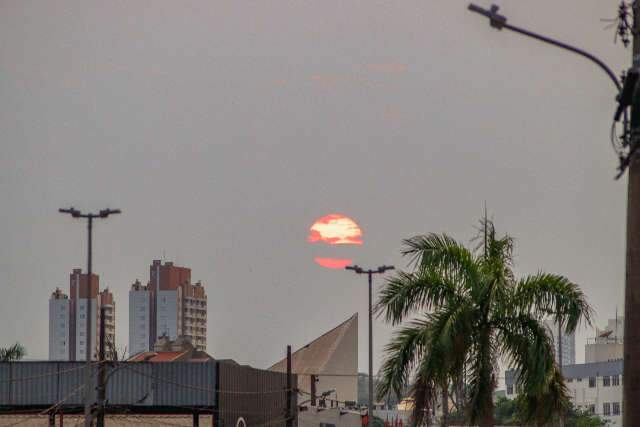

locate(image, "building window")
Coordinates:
604 403 611 416
80 314 85 319
567 378 573 383
576 377 582 382
80 341 84 345
603 376 611 387
613 375 620 386
613 402 621 415
80 306 84 311
588 405 595 415
589 377 596 388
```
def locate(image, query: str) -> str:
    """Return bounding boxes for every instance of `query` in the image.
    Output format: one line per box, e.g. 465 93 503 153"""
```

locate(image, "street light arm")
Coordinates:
468 3 621 90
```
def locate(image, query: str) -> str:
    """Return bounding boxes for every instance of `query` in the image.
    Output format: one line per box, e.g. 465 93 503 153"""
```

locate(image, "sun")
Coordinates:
307 214 363 245
308 214 363 269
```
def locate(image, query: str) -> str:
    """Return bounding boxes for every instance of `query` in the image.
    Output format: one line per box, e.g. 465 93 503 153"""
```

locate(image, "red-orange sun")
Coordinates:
308 214 363 269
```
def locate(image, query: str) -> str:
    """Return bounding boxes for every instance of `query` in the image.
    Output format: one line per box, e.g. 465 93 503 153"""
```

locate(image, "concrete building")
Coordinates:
586 317 624 363
99 288 116 358
129 280 152 356
269 314 358 405
48 288 70 361
48 269 115 361
544 319 576 366
506 360 623 426
129 260 208 356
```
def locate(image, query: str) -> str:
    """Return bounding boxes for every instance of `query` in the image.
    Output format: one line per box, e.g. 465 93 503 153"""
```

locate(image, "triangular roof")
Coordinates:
268 313 358 374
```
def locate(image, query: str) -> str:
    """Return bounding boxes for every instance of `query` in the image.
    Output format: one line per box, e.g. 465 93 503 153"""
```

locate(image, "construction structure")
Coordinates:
48 269 115 361
129 260 208 356
270 314 358 407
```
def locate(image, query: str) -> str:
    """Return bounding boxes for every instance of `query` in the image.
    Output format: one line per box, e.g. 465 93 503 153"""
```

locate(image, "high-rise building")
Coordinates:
48 288 70 361
129 260 207 357
48 269 115 361
544 319 576 366
100 288 116 359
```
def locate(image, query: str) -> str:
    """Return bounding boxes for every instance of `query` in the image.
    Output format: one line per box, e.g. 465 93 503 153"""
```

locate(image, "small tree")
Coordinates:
0 343 26 362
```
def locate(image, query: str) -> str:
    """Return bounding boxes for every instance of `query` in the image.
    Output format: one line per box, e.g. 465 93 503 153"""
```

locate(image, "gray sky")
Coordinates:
0 0 629 372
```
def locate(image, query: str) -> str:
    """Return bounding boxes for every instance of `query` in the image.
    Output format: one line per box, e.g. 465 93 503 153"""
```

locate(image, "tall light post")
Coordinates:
467 4 640 426
345 264 394 427
59 207 121 427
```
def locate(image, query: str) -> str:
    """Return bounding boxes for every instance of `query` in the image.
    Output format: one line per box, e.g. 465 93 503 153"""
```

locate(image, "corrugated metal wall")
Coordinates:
217 362 297 427
0 362 215 408
0 360 292 427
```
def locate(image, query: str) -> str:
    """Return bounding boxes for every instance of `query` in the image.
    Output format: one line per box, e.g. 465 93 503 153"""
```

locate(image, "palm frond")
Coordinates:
402 234 480 282
375 270 461 325
513 273 593 332
410 362 437 427
377 318 431 399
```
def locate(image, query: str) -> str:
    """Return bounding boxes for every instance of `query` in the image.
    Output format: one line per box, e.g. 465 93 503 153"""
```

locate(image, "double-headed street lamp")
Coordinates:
345 264 394 427
59 207 121 427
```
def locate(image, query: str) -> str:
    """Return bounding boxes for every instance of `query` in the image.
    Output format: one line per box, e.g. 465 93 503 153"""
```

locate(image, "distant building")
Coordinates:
506 360 623 425
100 288 116 358
48 288 70 361
544 319 576 366
585 317 624 363
129 260 208 357
48 269 115 361
269 314 358 405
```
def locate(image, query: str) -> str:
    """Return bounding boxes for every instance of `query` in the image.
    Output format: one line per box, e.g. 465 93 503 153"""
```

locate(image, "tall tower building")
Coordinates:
544 319 576 366
99 288 116 359
129 260 207 356
49 288 70 361
129 280 151 357
48 269 115 361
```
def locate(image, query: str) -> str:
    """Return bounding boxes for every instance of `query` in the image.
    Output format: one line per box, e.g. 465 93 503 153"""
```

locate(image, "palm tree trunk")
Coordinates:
440 386 448 427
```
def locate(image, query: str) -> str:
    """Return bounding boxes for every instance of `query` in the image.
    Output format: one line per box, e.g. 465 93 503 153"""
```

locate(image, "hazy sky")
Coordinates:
0 0 630 373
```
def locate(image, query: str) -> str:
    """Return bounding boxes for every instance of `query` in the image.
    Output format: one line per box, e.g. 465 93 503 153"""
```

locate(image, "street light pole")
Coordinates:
467 4 640 426
345 264 394 427
467 4 621 90
59 207 121 427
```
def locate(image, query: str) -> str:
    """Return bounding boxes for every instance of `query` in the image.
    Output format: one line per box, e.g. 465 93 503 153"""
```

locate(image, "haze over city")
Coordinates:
0 0 628 376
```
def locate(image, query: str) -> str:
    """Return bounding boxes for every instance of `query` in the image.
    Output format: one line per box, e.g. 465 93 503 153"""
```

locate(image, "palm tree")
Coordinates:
376 218 592 427
0 342 26 362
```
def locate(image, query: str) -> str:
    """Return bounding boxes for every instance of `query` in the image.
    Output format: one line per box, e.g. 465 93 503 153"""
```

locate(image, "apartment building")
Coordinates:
129 260 207 356
48 269 115 361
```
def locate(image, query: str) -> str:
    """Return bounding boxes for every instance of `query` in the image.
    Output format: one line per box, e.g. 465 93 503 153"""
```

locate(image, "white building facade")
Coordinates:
129 280 151 356
48 288 70 360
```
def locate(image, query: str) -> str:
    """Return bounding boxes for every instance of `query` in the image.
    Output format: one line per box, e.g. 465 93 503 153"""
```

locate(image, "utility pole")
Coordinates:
97 305 107 427
286 345 293 427
557 321 562 373
624 6 640 424
59 207 121 427
345 265 395 427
